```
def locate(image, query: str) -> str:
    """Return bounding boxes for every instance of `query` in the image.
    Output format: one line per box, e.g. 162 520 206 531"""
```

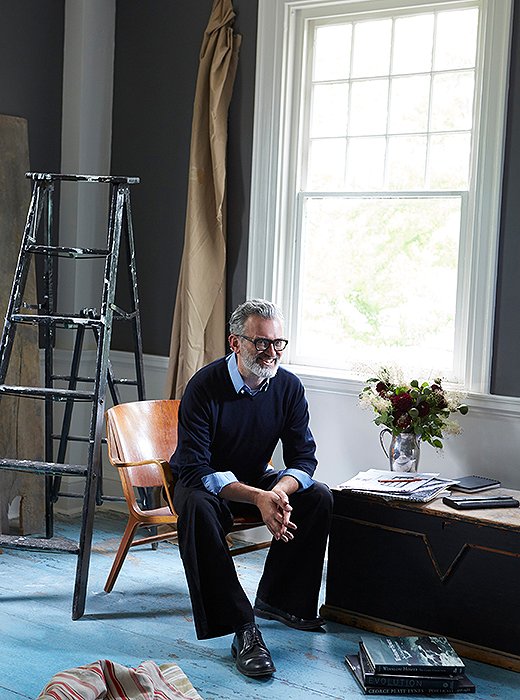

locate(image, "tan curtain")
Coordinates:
165 0 241 399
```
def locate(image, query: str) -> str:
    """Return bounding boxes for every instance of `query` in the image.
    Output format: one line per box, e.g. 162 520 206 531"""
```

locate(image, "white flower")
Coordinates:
379 365 406 387
359 390 392 414
445 389 467 411
440 417 463 435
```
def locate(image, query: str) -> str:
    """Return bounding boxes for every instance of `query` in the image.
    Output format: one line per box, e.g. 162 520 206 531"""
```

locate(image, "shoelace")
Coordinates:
242 626 264 651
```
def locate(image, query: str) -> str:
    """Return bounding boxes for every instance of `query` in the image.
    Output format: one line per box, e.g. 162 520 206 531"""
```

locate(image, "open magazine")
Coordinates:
337 469 458 503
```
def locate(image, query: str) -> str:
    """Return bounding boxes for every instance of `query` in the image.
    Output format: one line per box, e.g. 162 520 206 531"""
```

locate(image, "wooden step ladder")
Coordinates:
0 172 145 619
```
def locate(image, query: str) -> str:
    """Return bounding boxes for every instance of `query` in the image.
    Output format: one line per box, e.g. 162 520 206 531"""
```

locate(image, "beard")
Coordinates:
240 345 281 380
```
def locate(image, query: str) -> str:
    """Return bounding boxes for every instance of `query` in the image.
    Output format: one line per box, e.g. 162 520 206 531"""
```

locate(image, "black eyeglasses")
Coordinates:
239 335 288 352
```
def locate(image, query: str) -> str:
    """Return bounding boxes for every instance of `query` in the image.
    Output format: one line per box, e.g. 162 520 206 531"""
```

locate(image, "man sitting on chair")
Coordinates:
169 299 332 678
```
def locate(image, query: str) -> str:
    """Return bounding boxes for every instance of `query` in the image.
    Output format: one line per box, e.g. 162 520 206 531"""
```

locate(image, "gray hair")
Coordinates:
229 299 284 336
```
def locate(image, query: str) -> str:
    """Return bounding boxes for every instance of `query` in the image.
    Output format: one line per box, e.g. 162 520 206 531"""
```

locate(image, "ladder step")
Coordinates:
11 314 103 328
27 171 140 184
0 459 88 477
27 244 109 258
51 374 138 386
0 533 79 554
0 385 95 401
52 434 107 444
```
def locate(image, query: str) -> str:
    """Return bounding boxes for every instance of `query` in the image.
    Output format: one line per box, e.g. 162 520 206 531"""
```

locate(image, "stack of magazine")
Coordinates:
337 469 458 503
345 635 475 695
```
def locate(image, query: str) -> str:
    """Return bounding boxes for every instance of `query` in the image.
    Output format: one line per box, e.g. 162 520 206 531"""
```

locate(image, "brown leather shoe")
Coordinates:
231 623 276 677
254 598 325 630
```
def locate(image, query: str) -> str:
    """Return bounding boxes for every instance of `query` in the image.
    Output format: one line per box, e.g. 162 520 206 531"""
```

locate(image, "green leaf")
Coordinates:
410 380 419 388
458 404 469 415
432 438 443 449
408 407 419 419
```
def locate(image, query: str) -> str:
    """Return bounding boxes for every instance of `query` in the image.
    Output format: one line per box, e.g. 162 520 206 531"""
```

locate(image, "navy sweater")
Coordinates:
169 357 317 489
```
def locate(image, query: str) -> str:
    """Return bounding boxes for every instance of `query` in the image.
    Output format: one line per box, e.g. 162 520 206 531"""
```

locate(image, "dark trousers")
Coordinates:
173 472 333 639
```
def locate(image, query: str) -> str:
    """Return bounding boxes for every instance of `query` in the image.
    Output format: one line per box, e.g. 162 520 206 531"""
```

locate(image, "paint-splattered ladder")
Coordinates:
0 173 145 620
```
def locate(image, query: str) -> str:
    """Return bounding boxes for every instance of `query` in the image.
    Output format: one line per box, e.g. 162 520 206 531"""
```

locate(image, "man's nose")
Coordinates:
265 342 277 356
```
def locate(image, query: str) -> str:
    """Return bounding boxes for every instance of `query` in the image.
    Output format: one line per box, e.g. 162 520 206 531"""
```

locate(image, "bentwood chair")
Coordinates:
104 399 268 593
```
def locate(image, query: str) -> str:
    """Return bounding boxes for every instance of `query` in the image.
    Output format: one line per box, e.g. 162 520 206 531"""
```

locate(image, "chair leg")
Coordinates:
104 517 140 593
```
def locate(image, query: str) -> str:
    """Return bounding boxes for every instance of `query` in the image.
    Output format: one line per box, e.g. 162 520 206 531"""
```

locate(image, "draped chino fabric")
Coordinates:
165 0 241 399
37 659 203 700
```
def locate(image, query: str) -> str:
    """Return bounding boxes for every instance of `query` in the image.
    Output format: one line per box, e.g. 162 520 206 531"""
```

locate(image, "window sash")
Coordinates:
248 0 512 393
290 191 468 380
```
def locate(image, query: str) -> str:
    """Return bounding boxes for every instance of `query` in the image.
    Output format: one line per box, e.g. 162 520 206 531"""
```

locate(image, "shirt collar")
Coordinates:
226 353 270 395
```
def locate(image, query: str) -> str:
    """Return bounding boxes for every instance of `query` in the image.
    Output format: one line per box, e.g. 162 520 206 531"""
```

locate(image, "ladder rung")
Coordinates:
26 171 140 185
0 459 88 477
51 434 107 444
51 374 138 386
0 533 79 554
27 244 109 258
11 314 103 328
0 386 95 401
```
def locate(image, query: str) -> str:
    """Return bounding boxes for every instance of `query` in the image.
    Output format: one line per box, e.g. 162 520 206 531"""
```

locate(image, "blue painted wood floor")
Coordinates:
1 511 520 699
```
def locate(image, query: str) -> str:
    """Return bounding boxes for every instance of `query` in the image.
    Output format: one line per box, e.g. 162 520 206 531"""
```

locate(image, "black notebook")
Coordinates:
450 475 501 493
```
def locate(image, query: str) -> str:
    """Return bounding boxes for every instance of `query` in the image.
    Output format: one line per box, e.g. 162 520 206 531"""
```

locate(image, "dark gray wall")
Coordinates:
6 0 513 393
110 0 257 356
491 0 520 396
0 1 64 173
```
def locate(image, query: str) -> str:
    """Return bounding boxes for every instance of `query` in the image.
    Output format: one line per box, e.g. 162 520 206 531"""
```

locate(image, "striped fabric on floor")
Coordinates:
37 659 203 700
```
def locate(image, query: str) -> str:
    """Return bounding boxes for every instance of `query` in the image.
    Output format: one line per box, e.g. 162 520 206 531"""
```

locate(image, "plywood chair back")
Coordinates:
104 399 180 592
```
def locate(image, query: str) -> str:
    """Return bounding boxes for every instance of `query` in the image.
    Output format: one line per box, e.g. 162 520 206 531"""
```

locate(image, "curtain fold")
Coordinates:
165 0 241 399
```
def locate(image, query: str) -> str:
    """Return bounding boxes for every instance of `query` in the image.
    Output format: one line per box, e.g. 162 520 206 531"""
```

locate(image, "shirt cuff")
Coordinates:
202 470 238 495
276 468 314 491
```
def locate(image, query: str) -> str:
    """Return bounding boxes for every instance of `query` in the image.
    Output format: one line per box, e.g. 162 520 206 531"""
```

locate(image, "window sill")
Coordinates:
285 362 520 417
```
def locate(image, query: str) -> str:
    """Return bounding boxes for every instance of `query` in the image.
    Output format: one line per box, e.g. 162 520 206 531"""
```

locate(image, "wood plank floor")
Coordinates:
1 511 520 699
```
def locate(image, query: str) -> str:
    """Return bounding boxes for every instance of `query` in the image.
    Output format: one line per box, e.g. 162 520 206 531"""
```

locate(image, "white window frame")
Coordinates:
247 0 513 394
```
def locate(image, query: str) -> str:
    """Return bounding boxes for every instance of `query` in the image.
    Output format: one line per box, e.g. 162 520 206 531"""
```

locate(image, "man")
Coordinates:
169 299 332 678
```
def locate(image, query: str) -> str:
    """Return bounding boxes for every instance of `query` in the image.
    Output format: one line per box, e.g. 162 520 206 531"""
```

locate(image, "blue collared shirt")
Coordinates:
201 354 314 495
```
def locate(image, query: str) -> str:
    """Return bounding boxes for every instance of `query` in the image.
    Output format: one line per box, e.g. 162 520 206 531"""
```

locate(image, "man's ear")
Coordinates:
228 334 240 354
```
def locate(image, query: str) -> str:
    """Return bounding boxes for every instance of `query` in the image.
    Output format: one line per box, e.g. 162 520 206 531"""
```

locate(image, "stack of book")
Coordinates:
345 635 475 695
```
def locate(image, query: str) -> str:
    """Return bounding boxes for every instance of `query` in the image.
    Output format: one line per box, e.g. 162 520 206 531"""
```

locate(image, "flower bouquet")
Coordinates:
359 367 469 450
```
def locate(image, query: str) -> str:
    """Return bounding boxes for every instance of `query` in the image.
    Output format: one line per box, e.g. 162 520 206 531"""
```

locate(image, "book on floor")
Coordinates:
359 635 465 676
345 653 476 695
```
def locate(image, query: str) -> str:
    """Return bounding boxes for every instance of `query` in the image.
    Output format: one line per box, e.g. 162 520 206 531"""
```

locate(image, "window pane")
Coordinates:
434 9 479 71
313 23 352 81
345 137 386 190
392 14 434 74
428 133 471 189
310 84 349 137
386 136 427 189
349 79 388 135
351 19 392 78
296 196 462 374
430 72 475 131
307 138 346 190
388 75 430 134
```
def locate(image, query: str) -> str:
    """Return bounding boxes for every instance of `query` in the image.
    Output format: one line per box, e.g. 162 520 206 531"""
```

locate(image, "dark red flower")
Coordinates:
391 392 413 413
375 381 388 395
418 401 430 417
432 390 448 409
396 414 412 431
